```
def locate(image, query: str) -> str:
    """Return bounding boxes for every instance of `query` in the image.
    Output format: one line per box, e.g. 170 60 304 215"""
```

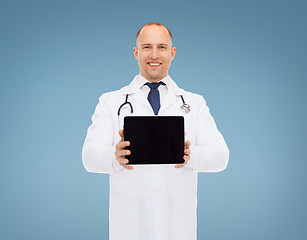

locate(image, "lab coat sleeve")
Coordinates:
82 94 123 174
189 96 229 172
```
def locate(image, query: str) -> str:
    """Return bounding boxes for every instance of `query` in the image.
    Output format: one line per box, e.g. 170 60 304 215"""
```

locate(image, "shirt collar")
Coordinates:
121 74 184 95
136 74 170 89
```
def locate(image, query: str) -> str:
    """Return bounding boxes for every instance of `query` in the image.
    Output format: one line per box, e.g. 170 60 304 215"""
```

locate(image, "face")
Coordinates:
133 25 176 82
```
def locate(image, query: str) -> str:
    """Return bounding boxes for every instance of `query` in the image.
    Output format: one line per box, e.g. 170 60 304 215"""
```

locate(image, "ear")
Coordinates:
133 47 139 60
171 47 176 61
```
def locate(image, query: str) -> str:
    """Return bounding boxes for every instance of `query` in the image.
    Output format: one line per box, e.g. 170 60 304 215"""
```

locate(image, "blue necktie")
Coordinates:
145 82 166 115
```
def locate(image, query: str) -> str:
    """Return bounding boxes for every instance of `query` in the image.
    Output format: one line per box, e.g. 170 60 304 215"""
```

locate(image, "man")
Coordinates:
82 23 229 240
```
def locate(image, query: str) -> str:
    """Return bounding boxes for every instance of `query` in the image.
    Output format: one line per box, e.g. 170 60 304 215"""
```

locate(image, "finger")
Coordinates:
120 149 131 156
175 153 191 168
184 149 190 155
120 162 134 170
118 129 124 140
125 165 134 170
175 162 185 168
185 140 191 149
117 156 129 164
116 141 130 151
115 148 130 158
175 159 187 168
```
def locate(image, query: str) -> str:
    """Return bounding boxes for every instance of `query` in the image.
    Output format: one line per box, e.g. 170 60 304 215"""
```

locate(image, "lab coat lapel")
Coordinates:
159 77 185 115
159 88 178 115
121 76 152 110
131 89 151 109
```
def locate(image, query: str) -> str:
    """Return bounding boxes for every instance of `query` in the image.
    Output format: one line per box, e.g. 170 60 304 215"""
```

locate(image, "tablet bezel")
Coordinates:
123 116 185 165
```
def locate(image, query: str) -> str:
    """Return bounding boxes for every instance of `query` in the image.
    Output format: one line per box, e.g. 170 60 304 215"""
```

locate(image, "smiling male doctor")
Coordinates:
82 23 229 240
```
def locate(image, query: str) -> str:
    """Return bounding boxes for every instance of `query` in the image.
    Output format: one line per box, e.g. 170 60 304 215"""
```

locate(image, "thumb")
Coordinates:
118 129 124 140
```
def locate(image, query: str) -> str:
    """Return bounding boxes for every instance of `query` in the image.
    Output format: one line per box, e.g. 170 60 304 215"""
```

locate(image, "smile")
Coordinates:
148 62 161 66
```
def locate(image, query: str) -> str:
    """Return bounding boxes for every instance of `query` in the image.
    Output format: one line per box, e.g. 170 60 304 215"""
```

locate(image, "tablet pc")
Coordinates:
123 116 185 165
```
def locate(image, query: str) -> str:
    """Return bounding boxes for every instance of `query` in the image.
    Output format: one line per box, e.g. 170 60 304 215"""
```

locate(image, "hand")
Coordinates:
175 140 191 168
115 130 134 170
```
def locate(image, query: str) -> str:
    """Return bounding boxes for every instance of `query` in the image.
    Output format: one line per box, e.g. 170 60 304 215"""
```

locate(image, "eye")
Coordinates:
159 46 167 50
143 46 150 50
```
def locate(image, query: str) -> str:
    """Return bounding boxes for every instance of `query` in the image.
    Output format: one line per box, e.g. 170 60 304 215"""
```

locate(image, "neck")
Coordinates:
140 73 168 83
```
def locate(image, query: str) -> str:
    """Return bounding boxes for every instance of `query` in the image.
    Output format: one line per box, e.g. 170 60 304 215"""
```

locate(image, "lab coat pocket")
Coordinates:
171 167 197 196
110 170 140 194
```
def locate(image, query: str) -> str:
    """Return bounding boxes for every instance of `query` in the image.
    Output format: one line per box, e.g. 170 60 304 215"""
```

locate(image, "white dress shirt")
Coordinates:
135 74 169 104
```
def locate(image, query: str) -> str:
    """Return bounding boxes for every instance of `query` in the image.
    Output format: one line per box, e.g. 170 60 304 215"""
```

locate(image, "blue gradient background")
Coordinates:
1 0 306 239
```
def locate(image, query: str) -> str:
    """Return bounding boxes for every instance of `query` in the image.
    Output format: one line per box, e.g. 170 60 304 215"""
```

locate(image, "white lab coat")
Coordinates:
82 75 229 240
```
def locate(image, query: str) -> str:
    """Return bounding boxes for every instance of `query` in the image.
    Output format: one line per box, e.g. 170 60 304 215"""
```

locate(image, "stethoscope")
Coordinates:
117 94 190 117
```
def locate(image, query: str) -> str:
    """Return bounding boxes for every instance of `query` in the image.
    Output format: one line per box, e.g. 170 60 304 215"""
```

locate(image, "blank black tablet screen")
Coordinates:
124 116 184 165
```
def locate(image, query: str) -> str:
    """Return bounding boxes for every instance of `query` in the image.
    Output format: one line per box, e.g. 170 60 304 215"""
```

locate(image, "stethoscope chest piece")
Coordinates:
181 103 190 113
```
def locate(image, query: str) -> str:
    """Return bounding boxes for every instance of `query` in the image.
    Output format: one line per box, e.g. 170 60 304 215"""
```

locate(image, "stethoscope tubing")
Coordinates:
118 94 190 116
118 94 134 116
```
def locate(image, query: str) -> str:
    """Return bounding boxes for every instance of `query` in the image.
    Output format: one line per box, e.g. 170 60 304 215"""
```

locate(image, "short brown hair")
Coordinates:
136 22 173 41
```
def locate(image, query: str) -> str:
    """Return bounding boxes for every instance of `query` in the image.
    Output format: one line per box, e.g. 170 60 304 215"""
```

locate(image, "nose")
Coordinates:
150 47 159 59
